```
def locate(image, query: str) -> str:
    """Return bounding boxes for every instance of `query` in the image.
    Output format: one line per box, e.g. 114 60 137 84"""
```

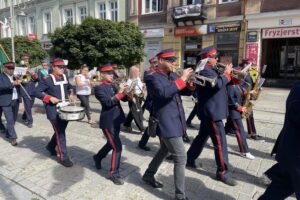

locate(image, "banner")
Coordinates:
0 44 10 71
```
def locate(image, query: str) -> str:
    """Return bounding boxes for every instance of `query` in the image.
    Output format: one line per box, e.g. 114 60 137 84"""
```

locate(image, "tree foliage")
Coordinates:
50 17 145 69
0 36 48 67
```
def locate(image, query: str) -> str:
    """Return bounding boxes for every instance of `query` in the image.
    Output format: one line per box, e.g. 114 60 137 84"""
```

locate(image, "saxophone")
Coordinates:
241 88 253 119
251 69 262 101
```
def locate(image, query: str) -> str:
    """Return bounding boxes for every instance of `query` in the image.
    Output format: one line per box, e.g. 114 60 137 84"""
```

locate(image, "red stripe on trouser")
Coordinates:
247 117 253 136
232 119 244 153
212 122 225 181
51 122 63 161
105 128 117 176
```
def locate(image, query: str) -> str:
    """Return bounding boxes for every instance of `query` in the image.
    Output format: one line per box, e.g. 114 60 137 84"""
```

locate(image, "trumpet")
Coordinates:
215 62 247 80
176 70 217 87
90 75 100 85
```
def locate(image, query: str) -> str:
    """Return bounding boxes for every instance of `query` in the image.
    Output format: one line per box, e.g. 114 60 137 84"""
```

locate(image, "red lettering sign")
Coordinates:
28 33 37 41
262 27 300 39
175 26 207 36
245 43 258 65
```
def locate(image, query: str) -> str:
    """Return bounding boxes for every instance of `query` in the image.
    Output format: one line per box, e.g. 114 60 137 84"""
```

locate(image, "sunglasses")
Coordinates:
55 65 66 69
163 58 176 64
209 54 218 59
6 67 15 70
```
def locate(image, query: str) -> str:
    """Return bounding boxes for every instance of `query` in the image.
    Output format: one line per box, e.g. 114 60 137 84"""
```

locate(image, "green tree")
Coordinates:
0 36 48 67
50 17 145 69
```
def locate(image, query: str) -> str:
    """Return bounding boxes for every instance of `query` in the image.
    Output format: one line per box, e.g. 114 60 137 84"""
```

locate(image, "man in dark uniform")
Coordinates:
142 49 194 200
0 65 5 133
93 64 127 185
19 55 38 128
258 82 300 200
226 70 255 159
0 62 21 146
240 58 263 140
34 58 75 167
186 46 237 186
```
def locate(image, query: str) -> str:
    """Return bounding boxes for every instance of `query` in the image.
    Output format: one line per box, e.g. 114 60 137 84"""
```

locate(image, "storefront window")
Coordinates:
184 36 202 69
216 32 239 66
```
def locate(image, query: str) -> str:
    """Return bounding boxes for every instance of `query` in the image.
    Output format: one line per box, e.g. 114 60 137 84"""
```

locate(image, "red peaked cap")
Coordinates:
20 55 29 59
156 49 177 61
242 58 254 64
3 62 16 67
99 64 114 72
51 58 65 66
197 46 217 59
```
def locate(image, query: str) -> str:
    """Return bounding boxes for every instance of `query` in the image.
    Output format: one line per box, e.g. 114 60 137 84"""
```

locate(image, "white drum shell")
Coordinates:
58 106 85 121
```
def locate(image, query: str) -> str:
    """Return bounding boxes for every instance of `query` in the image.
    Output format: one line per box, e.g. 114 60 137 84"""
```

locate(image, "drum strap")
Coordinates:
50 74 68 102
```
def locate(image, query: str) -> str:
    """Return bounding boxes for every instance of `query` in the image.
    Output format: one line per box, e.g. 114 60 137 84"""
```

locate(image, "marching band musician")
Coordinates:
142 49 194 200
0 62 21 146
240 58 263 140
93 64 127 185
123 66 145 133
19 55 38 128
34 58 76 167
186 46 237 186
37 59 49 82
0 65 5 133
226 70 255 160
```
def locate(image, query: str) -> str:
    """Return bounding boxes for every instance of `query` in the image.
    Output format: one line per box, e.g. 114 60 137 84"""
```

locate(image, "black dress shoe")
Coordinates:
182 135 191 143
93 155 102 169
176 197 189 200
142 175 163 188
186 160 197 168
166 155 173 160
249 134 264 141
138 144 151 151
10 139 18 146
27 124 33 128
59 159 73 167
46 145 57 156
218 177 237 186
108 175 124 185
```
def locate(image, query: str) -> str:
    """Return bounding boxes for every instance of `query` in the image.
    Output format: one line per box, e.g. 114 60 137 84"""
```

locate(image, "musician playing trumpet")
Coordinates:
122 66 145 133
19 55 38 128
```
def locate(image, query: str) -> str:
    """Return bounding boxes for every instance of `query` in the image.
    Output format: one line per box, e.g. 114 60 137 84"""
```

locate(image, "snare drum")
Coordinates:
58 105 85 121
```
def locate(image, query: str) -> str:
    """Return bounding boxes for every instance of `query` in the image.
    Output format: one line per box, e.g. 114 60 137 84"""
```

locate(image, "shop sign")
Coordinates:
28 33 37 41
245 43 259 65
246 31 258 42
208 23 240 33
185 44 198 50
141 28 164 38
175 25 207 36
262 27 300 39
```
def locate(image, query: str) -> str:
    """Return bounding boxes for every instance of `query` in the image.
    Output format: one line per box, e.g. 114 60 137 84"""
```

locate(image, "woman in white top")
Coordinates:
123 66 145 132
75 64 94 124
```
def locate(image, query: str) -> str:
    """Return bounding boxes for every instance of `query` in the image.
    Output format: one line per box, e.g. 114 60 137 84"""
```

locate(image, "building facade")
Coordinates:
0 0 126 50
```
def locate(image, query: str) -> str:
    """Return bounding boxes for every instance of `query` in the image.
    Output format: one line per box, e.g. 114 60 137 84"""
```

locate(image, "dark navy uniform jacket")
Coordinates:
0 73 21 107
21 79 37 97
145 70 194 138
227 83 244 120
34 74 73 120
196 65 231 121
94 80 126 129
275 82 300 170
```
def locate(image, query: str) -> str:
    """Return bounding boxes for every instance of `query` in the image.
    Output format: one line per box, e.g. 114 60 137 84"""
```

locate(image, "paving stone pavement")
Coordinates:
0 87 296 200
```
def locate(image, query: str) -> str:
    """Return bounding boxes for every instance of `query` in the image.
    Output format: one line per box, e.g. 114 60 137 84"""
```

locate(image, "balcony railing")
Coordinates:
173 4 207 26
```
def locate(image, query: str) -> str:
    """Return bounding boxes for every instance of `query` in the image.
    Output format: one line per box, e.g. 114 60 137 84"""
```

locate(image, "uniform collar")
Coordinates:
51 73 62 79
205 63 214 68
101 79 111 85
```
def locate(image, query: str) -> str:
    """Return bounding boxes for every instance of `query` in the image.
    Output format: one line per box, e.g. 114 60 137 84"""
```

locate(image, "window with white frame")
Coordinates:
219 0 239 4
19 17 26 36
64 9 73 24
98 2 106 20
143 0 163 14
28 16 36 34
110 1 118 21
79 7 87 23
44 12 51 34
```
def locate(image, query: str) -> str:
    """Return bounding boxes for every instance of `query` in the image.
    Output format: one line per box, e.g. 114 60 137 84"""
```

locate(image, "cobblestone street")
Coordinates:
0 87 295 200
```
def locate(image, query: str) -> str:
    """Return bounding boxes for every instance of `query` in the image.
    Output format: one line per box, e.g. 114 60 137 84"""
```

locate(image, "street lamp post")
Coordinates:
10 0 15 62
